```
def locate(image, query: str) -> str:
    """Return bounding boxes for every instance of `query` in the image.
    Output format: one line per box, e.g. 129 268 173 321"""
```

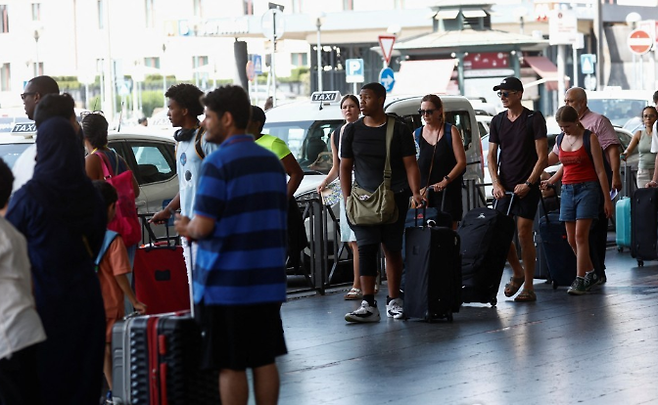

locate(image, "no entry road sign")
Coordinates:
628 29 652 55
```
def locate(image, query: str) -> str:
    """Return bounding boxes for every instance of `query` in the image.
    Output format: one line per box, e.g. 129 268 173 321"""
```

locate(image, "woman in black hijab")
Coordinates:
6 116 106 405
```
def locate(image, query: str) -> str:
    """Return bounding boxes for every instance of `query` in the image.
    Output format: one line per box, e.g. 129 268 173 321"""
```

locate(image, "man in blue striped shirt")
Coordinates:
174 85 288 405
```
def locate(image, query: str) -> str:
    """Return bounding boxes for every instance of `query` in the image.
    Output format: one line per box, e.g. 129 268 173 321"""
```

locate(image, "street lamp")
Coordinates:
315 12 326 93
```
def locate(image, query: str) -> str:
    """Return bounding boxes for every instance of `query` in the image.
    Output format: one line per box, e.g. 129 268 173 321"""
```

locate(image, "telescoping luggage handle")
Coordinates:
414 188 447 228
538 185 555 224
137 213 196 318
493 191 516 217
138 213 179 250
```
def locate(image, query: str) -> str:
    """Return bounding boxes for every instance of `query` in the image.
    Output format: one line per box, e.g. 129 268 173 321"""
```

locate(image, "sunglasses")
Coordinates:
497 91 517 98
80 110 105 120
20 92 37 100
643 114 657 118
418 109 437 116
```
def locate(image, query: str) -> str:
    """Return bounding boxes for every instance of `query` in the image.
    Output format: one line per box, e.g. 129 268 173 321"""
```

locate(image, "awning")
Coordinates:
524 56 560 91
390 59 455 96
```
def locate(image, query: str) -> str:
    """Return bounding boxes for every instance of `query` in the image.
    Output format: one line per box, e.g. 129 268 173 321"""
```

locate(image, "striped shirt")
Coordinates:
193 134 288 305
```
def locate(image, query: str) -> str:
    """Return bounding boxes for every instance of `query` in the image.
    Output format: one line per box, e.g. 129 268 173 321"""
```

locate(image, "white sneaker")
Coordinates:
345 300 380 323
386 297 404 319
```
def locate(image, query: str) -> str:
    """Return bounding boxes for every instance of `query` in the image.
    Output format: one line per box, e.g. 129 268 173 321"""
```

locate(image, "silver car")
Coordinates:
0 126 178 218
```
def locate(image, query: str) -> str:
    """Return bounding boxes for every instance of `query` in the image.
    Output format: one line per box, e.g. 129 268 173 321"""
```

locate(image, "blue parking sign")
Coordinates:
379 67 395 92
346 58 364 83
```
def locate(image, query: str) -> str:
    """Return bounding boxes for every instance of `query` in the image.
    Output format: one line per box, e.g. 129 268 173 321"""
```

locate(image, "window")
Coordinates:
33 62 43 77
144 57 160 69
1 63 9 91
97 0 104 29
291 53 308 67
193 55 209 68
243 0 253 15
145 0 155 28
0 5 8 33
193 0 202 18
129 143 176 185
31 3 40 21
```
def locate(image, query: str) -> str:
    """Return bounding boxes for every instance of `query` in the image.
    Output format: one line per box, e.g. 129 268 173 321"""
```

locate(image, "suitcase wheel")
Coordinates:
638 260 644 267
489 297 497 307
617 246 623 253
446 312 454 322
552 280 558 290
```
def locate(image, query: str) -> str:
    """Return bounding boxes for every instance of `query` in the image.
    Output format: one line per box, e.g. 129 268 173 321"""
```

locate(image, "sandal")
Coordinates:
504 276 525 297
344 288 363 300
514 289 537 302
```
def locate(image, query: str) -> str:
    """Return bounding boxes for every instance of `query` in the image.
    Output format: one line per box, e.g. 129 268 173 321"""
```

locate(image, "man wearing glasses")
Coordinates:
488 76 548 302
13 75 60 192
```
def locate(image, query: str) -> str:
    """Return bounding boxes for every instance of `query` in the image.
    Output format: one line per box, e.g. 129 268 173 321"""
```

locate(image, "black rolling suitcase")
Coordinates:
112 313 220 404
538 210 576 288
404 206 461 322
458 195 516 306
112 230 220 405
631 188 658 267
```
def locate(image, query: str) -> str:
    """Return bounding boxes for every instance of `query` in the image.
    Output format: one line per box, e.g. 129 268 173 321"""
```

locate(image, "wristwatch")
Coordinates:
524 181 533 188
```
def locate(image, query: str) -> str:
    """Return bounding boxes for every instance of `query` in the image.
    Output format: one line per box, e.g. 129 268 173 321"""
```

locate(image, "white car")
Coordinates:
0 123 179 218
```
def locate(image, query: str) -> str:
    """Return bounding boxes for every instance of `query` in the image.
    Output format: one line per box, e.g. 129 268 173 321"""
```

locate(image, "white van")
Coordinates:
263 91 484 198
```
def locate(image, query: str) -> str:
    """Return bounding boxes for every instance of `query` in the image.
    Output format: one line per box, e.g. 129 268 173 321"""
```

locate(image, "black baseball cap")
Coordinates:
493 76 524 92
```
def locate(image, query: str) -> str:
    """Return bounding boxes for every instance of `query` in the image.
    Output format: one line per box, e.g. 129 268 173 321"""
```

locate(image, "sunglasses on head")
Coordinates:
80 110 105 120
497 91 517 99
418 109 437 116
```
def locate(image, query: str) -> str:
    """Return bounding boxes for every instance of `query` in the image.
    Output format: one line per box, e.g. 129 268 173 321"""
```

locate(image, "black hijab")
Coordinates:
30 117 105 253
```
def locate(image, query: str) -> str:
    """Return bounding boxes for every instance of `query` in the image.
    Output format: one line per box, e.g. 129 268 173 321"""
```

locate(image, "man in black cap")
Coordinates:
488 76 548 302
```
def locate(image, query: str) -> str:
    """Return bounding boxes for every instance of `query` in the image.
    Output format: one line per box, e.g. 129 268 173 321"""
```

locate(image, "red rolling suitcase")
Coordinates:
134 216 190 315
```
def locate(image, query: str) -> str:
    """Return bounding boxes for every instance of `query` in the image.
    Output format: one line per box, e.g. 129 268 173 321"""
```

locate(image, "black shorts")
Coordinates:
196 303 287 371
494 186 541 220
349 189 411 251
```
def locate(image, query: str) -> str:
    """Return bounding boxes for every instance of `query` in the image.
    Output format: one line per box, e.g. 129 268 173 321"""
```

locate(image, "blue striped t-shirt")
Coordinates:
193 134 288 305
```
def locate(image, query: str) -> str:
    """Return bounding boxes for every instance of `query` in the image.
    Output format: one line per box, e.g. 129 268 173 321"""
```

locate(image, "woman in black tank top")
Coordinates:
416 94 466 229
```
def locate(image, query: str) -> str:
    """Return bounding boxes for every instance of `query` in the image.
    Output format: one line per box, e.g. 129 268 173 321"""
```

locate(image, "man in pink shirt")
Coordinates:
563 87 621 287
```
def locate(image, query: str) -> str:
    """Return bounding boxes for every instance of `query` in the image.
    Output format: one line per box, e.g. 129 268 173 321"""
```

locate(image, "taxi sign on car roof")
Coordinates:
11 122 36 135
310 91 341 103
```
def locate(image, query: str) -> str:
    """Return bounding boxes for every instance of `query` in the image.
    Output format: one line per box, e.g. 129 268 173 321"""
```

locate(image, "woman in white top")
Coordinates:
622 106 657 189
316 95 365 299
0 159 46 405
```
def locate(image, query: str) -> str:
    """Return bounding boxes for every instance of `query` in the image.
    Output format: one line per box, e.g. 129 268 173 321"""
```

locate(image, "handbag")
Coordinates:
96 151 142 246
346 117 399 226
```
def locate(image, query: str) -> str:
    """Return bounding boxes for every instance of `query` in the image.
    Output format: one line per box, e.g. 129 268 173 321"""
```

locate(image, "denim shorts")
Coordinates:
559 181 601 221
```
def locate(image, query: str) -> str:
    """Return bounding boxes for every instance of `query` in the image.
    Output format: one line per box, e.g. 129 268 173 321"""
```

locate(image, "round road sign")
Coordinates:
628 29 652 55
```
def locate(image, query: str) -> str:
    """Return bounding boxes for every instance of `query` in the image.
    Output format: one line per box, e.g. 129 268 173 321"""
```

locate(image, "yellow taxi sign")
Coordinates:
310 91 341 103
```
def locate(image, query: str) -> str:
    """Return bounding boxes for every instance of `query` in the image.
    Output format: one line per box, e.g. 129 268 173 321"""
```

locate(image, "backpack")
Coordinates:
414 122 466 177
94 230 120 273
95 151 142 247
556 130 613 187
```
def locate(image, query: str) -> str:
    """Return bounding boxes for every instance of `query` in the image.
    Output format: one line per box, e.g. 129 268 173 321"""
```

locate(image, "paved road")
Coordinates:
275 247 658 405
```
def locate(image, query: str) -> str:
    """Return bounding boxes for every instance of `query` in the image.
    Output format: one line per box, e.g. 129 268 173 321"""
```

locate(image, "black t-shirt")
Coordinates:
341 117 416 193
489 108 547 190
